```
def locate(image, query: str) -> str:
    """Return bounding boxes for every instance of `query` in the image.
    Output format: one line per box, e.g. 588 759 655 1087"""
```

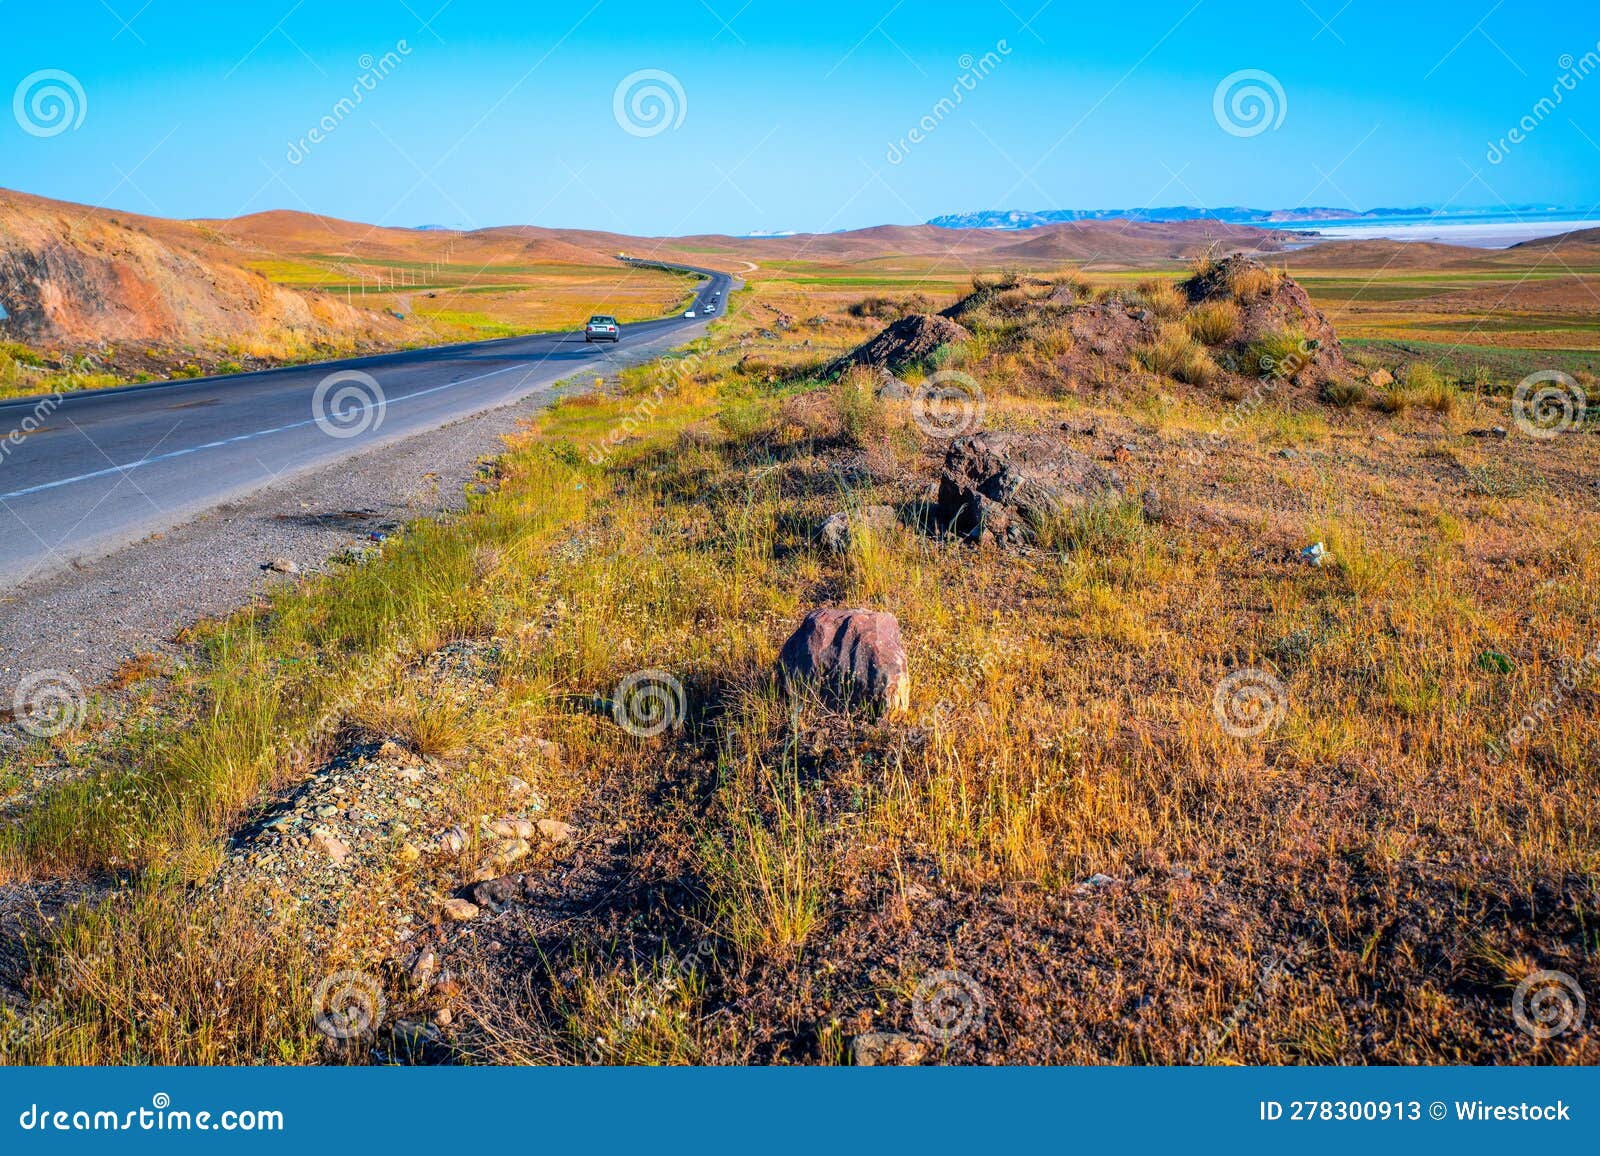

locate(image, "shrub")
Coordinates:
828 367 887 447
1226 263 1284 299
1184 300 1242 345
1243 328 1312 378
1405 362 1459 413
1135 324 1218 386
1137 278 1188 321
1321 378 1368 408
1050 271 1093 300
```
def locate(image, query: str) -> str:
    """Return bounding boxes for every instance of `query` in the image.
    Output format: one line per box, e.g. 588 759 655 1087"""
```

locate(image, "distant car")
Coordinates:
584 315 620 343
704 304 716 314
683 309 697 318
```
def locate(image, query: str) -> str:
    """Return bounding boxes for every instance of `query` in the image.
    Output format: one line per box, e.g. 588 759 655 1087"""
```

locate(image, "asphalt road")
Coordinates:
0 264 732 589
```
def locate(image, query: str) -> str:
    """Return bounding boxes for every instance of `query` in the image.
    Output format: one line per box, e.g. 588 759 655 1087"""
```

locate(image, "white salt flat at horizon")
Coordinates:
1289 218 1600 248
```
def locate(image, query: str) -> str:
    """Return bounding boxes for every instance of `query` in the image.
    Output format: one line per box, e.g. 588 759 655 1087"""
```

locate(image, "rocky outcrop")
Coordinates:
831 313 972 375
1180 254 1352 383
778 608 910 715
935 432 1124 545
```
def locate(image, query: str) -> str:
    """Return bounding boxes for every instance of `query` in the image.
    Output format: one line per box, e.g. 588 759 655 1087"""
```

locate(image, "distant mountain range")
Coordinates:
929 207 1438 230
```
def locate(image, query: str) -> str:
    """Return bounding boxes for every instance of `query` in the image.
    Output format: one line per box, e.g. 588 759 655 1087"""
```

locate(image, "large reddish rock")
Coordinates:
778 608 910 715
935 432 1124 545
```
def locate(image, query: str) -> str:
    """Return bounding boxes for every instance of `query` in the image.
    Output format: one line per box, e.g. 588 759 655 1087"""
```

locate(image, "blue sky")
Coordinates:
4 0 1596 235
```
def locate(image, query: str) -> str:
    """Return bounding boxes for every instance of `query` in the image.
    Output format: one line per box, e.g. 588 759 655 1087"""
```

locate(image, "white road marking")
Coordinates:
0 361 532 501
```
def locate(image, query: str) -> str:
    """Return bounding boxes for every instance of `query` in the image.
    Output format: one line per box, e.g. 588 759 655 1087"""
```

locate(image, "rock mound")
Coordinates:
832 312 971 375
936 432 1125 545
1181 254 1352 383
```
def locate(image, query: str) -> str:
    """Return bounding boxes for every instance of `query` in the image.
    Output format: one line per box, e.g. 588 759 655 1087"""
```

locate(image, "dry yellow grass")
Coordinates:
5 275 1597 1066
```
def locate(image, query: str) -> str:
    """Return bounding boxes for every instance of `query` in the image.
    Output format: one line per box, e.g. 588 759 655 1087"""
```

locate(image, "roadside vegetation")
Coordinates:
2 263 1597 1066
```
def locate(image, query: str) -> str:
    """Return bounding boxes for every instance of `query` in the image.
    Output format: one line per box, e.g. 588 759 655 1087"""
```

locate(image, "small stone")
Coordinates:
852 1032 926 1066
315 804 339 818
310 831 350 863
440 828 466 854
506 775 531 797
441 898 480 922
470 876 520 908
1367 368 1395 389
876 374 912 400
409 949 438 986
536 819 576 844
497 838 531 867
263 557 299 574
489 818 534 840
816 505 898 555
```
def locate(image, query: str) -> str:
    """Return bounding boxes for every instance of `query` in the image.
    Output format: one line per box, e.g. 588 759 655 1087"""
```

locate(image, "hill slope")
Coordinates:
0 189 404 351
